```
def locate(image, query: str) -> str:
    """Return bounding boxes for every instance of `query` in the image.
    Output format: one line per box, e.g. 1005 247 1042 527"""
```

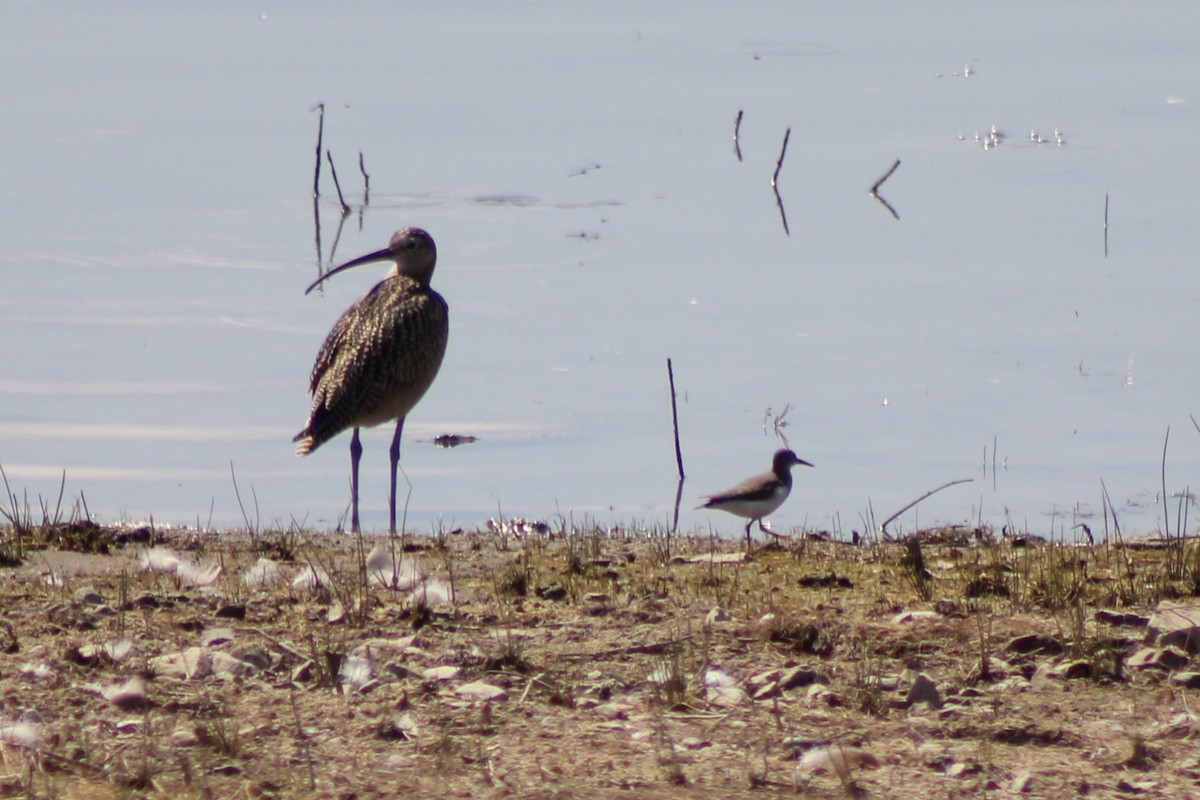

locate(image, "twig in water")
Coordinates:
312 193 323 275
869 159 900 194
732 109 744 162
880 478 973 539
773 185 791 236
325 150 351 216
868 159 901 220
666 358 685 480
312 103 325 198
763 404 791 447
1161 425 1171 539
1103 193 1109 258
358 151 370 205
770 128 793 235
771 127 791 188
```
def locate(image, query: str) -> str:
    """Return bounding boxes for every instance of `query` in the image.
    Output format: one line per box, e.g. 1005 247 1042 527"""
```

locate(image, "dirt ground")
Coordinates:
1 522 1199 799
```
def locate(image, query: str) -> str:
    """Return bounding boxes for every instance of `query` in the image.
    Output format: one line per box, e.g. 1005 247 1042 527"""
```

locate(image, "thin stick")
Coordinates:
1161 425 1171 538
312 194 322 271
773 184 791 235
733 109 744 162
671 477 684 535
1103 193 1109 258
312 103 325 199
326 150 350 216
358 151 370 204
880 478 973 539
229 461 257 539
868 159 901 219
771 127 791 188
869 159 900 194
667 358 685 480
290 692 318 791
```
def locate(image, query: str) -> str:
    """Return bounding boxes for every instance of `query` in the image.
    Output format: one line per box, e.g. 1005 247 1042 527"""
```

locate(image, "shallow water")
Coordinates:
3 3 1200 537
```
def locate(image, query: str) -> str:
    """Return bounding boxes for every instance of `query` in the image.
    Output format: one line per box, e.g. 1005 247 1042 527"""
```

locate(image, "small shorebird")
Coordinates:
698 449 814 544
294 228 449 534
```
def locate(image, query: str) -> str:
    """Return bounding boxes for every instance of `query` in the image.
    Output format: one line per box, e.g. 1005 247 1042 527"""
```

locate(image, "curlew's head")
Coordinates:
305 227 437 295
772 449 814 476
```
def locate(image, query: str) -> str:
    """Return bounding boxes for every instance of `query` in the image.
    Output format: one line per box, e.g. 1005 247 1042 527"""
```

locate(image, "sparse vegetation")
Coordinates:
1 517 1200 797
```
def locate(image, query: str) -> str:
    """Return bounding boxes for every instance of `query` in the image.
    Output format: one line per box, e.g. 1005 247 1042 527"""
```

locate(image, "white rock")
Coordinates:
455 681 508 701
20 663 54 681
104 677 150 710
705 607 733 625
703 667 736 688
292 564 329 592
210 651 257 679
140 547 181 573
176 559 222 587
137 547 220 586
799 746 880 774
202 628 235 647
150 647 210 680
707 684 748 706
423 665 461 682
366 544 422 590
242 558 283 587
171 721 201 746
0 717 40 748
104 638 134 662
340 655 375 692
413 577 454 605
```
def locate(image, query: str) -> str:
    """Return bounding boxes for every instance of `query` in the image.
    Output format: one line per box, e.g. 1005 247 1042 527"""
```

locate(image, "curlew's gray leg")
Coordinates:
744 519 753 546
349 428 363 533
388 417 406 534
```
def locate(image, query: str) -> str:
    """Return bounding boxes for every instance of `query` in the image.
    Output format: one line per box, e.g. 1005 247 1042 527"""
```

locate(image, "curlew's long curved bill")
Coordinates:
304 247 395 295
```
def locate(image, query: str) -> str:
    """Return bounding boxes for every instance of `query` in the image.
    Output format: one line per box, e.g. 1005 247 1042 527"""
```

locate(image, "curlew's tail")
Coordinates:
293 431 318 456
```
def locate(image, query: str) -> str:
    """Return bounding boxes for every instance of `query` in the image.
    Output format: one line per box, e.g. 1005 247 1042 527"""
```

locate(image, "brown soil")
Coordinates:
1 523 1198 799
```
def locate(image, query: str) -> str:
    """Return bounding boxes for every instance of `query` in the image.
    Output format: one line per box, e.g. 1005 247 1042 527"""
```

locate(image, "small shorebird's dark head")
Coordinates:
305 227 437 295
773 449 814 475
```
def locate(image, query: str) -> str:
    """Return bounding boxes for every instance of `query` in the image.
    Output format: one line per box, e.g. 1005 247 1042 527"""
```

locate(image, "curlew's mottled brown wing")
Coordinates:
294 275 448 455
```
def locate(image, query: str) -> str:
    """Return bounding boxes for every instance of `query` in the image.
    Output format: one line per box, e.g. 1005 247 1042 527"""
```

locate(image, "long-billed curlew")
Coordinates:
294 227 449 533
698 449 814 544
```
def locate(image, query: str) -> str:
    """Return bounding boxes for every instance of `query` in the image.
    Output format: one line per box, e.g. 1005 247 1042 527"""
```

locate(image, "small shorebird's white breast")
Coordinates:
707 483 790 519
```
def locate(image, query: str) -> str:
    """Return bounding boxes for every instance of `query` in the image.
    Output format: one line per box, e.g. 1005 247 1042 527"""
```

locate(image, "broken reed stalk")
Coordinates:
666 358 685 480
880 477 973 539
870 159 900 195
358 151 370 204
325 150 351 216
1104 193 1109 258
1161 425 1171 539
312 103 325 198
733 109 744 162
771 127 791 188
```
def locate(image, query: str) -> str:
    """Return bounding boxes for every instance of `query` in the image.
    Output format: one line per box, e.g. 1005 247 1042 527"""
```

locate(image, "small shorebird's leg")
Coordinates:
759 519 790 540
349 427 363 533
744 519 754 546
388 417 406 534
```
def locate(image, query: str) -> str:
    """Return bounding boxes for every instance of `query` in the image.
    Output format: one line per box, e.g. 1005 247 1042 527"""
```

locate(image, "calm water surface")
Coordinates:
3 2 1200 537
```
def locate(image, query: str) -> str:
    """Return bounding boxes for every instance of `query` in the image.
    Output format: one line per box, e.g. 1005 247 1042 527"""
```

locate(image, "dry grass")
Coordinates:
1 520 1199 798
